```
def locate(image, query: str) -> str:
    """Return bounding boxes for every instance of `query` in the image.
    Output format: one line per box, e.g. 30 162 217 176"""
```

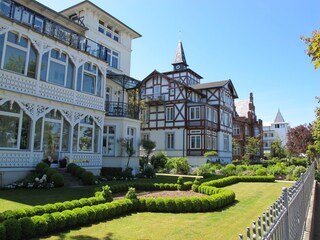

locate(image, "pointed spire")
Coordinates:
274 109 285 123
172 40 188 69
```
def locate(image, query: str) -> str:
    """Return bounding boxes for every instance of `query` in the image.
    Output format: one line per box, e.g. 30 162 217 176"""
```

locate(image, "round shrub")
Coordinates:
46 168 58 181
293 166 307 179
3 218 21 240
51 212 66 230
155 198 166 212
63 201 75 210
145 199 157 212
67 162 77 172
55 202 65 212
36 162 50 174
225 164 236 176
43 203 57 214
71 200 82 208
19 217 35 238
0 223 5 240
255 168 267 176
75 167 86 178
61 210 77 227
92 205 104 221
144 164 156 178
82 206 96 223
33 206 45 216
164 199 175 212
81 171 95 185
125 187 138 200
71 165 81 176
51 173 64 187
73 208 89 225
3 210 15 220
31 215 48 236
174 198 184 212
79 198 91 207
42 214 56 233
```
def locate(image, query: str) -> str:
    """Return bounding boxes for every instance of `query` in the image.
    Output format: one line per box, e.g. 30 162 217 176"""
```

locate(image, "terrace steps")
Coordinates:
55 168 83 188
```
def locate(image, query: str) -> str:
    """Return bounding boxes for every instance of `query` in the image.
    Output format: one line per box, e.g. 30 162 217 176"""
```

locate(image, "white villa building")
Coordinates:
263 109 290 154
140 41 238 165
0 0 141 186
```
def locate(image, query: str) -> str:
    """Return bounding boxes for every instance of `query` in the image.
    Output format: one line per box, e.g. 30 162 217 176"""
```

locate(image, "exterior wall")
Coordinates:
263 123 290 154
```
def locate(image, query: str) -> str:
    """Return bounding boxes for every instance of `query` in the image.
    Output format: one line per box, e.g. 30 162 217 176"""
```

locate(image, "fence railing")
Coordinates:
239 161 315 240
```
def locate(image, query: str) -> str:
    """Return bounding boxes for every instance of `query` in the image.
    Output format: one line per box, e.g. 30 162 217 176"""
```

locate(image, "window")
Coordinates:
76 116 97 152
76 62 103 96
3 31 37 78
41 49 74 88
223 134 229 151
154 85 160 99
127 127 136 153
233 144 241 155
98 21 121 43
275 124 279 128
170 82 175 96
141 109 149 124
191 135 201 149
141 87 146 98
103 125 115 156
190 107 200 120
264 133 268 138
142 133 150 141
166 106 174 121
233 125 240 135
254 127 260 137
213 110 218 123
106 49 119 69
166 133 175 149
0 0 11 17
0 101 31 149
245 126 249 136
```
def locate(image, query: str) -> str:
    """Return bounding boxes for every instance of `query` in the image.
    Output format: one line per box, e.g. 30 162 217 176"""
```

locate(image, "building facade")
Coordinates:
140 41 238 165
263 109 290 154
0 0 141 185
233 93 263 160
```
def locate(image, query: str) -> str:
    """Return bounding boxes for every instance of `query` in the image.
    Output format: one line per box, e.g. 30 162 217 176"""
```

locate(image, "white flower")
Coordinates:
35 177 39 182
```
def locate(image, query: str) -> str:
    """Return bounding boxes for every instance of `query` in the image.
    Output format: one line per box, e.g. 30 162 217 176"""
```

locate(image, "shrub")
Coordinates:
0 223 5 240
293 166 307 179
98 185 113 202
46 168 58 181
150 151 168 170
33 206 45 216
166 157 190 174
4 218 21 240
61 210 77 227
43 204 57 213
35 162 50 174
225 164 236 176
73 208 88 225
164 199 175 212
289 157 308 167
19 217 34 238
31 215 48 236
82 206 96 223
81 171 95 185
192 178 201 192
236 165 248 175
63 201 75 210
155 198 166 212
197 163 213 176
51 173 64 187
143 164 156 178
42 214 56 233
75 167 86 178
125 187 138 200
67 163 77 173
51 212 66 230
255 168 267 176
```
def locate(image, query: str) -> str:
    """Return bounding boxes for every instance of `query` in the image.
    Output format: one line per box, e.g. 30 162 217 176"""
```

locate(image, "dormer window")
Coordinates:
98 20 121 43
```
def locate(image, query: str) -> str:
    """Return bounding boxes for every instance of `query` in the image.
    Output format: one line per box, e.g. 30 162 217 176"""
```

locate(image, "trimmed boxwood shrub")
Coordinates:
31 215 48 236
51 212 66 230
42 213 56 233
61 210 77 227
0 223 5 240
82 206 96 223
51 173 64 187
43 203 57 214
3 218 21 240
73 208 88 225
19 217 34 238
36 162 50 174
81 171 95 185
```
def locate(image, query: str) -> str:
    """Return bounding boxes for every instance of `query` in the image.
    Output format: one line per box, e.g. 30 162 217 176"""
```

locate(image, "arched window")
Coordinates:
77 62 102 96
1 31 37 78
40 49 74 89
0 101 31 149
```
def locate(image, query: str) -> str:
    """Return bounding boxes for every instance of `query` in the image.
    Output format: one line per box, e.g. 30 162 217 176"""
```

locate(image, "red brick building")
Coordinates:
232 93 263 160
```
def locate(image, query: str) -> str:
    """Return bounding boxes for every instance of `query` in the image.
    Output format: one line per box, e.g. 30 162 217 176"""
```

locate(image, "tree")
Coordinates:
244 137 260 160
307 98 320 162
141 139 156 163
286 124 313 157
119 138 135 168
302 31 320 69
270 139 287 159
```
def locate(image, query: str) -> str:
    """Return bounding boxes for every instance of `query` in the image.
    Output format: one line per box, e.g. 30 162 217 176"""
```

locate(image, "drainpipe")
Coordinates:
183 128 185 157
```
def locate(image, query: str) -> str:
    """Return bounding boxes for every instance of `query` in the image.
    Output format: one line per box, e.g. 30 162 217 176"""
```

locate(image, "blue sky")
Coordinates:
38 0 320 127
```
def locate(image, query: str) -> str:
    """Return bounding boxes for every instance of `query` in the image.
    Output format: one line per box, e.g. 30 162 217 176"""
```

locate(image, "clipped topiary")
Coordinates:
35 162 50 174
81 171 95 185
19 217 35 238
125 187 138 200
31 215 48 236
51 173 64 187
61 210 77 227
0 223 5 240
3 218 21 240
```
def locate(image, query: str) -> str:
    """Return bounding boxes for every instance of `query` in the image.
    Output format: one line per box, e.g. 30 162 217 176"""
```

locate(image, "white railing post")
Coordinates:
282 187 289 240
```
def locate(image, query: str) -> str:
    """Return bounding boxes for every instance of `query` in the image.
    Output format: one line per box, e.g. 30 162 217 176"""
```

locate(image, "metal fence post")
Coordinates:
282 187 289 240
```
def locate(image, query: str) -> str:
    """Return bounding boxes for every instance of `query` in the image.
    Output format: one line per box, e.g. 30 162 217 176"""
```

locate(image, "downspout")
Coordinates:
183 128 185 157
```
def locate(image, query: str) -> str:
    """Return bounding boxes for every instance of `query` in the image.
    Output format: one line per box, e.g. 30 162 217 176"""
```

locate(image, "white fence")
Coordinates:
239 162 315 240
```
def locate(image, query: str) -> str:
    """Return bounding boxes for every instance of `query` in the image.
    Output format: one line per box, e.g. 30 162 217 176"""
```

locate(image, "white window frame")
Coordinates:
154 85 160 99
233 125 240 135
223 134 229 151
166 132 175 150
166 106 174 121
190 107 200 120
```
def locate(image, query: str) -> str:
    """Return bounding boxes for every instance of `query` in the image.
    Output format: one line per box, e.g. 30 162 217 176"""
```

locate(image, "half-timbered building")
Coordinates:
0 0 141 185
140 41 238 165
233 93 263 160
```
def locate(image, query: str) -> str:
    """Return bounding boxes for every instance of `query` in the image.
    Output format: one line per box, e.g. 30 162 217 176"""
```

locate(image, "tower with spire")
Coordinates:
262 109 290 154
164 40 202 86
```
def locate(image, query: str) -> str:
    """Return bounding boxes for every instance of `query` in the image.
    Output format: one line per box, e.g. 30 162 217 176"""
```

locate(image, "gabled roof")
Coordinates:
235 99 250 117
192 80 238 98
173 40 188 66
141 70 205 97
274 109 285 123
60 0 141 39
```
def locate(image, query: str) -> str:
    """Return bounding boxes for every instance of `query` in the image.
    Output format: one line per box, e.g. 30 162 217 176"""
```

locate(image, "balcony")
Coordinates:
105 101 139 120
187 119 218 129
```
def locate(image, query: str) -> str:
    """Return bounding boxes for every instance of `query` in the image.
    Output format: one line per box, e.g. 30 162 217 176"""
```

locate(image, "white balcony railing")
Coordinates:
0 150 43 168
0 69 104 111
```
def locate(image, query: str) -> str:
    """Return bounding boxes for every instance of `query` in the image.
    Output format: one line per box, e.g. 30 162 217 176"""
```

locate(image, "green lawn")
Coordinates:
31 181 292 240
